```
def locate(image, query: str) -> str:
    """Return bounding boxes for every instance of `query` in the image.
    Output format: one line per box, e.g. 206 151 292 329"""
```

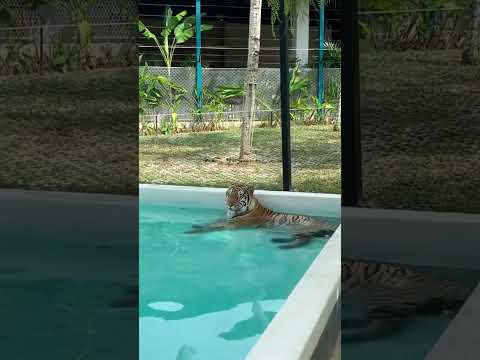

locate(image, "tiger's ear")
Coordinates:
247 184 255 195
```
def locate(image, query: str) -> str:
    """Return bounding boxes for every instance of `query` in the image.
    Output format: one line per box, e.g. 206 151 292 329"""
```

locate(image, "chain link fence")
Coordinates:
0 22 136 45
0 1 137 74
1 0 136 31
0 23 136 75
140 66 341 125
139 65 342 193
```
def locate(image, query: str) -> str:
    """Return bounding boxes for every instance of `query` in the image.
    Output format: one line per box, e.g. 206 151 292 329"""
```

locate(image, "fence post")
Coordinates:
39 26 44 74
317 2 325 103
195 0 203 110
280 0 292 191
342 0 362 206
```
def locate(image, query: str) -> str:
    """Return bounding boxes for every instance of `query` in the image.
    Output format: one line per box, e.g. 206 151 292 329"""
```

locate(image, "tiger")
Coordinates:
341 258 474 342
185 183 337 249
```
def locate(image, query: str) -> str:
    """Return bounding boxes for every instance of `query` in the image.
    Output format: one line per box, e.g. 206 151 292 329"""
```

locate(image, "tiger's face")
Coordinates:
225 184 255 219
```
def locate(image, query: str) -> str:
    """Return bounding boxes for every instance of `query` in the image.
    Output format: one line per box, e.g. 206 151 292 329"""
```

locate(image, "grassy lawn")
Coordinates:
360 49 480 212
140 125 341 194
0 68 138 194
4 49 477 209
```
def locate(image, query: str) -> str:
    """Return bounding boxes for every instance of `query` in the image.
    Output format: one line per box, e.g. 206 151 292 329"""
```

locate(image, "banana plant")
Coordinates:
47 0 97 68
138 8 213 78
139 58 186 134
139 60 162 115
139 8 212 133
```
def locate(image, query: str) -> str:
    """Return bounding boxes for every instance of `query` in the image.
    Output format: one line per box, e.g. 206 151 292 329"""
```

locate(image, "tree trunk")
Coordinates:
462 0 480 65
240 0 263 161
334 94 341 131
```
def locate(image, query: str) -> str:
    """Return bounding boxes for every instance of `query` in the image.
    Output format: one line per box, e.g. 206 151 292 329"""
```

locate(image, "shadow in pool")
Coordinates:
140 300 284 360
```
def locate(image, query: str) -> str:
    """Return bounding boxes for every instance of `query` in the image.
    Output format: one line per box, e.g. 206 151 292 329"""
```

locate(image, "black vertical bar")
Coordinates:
342 0 362 206
39 26 44 74
280 0 292 191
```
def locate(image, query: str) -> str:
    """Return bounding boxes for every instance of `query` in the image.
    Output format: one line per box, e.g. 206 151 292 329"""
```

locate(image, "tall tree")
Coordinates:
462 0 480 64
239 0 331 160
240 0 263 161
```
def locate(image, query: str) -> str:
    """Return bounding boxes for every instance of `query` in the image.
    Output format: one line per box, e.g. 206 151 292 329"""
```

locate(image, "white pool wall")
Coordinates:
140 184 341 360
140 184 340 218
342 206 480 270
0 188 136 235
0 189 137 282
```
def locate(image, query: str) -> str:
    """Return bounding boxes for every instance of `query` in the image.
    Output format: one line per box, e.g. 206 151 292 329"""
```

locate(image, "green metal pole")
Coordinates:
317 2 325 103
280 0 292 191
195 0 203 109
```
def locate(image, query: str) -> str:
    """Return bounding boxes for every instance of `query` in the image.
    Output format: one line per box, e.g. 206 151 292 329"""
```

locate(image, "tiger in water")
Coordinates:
341 258 474 341
185 183 337 249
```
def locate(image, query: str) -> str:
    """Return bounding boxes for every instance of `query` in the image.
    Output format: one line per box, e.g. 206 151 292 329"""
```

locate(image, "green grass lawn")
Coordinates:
4 49 478 209
140 125 341 194
360 49 480 212
0 68 138 194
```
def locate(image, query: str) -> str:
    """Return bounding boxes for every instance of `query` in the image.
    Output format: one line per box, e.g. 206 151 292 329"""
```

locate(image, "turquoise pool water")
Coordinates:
139 201 338 360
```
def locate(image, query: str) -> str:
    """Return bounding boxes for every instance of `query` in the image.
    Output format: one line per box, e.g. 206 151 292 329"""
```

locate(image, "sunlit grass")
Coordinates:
140 125 341 194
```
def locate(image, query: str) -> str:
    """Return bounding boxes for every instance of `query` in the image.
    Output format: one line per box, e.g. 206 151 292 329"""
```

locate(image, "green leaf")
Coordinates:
53 55 66 66
174 21 195 44
201 24 214 31
358 21 371 37
183 15 195 28
162 10 187 38
138 20 158 42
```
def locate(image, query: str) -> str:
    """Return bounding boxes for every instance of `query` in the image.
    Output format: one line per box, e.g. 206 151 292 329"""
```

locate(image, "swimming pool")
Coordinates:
139 185 341 360
342 266 480 360
0 189 138 359
342 207 480 360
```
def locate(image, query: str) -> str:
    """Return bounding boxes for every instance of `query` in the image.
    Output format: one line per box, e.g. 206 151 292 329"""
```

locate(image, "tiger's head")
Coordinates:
225 184 256 219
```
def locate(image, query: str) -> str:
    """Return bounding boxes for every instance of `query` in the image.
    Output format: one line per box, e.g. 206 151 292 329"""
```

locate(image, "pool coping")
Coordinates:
140 184 341 360
426 283 480 360
245 226 341 360
0 188 137 206
342 206 480 270
140 184 340 218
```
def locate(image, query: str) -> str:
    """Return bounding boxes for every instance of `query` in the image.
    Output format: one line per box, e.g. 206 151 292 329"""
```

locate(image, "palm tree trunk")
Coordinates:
240 0 263 161
462 0 480 65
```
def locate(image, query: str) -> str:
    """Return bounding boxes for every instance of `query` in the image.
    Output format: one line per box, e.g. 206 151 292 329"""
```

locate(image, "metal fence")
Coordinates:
1 0 136 28
141 66 341 123
358 6 469 50
0 22 136 76
0 22 136 45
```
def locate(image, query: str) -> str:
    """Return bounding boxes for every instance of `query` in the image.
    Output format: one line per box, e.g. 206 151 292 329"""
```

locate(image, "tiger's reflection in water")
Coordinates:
341 259 474 342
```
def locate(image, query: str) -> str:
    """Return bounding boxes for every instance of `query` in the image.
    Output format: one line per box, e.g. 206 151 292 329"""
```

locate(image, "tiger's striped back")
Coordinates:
264 211 316 228
341 259 474 342
342 259 471 319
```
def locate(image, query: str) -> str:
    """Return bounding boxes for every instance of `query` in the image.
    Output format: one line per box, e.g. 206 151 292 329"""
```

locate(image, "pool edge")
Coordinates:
245 226 341 360
342 206 480 269
140 184 341 218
